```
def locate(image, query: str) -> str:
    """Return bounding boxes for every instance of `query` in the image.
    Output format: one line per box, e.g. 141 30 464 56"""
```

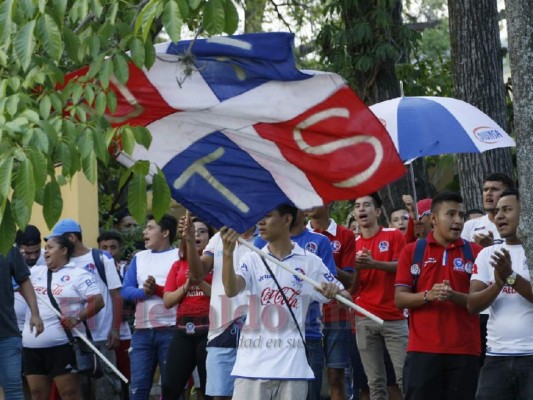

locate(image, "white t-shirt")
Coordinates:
22 264 101 348
70 250 122 341
123 248 179 328
471 243 533 355
204 232 252 341
231 243 342 380
462 214 502 244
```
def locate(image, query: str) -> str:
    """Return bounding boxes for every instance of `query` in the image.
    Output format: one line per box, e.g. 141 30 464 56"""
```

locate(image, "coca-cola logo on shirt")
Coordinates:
260 287 300 307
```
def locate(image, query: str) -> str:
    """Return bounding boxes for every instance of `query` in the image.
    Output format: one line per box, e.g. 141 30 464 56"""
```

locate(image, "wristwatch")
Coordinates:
505 272 517 286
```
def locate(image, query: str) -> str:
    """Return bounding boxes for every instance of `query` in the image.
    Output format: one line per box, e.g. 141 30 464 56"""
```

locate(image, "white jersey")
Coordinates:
231 243 343 380
122 248 179 328
471 243 533 355
71 250 122 342
203 232 252 341
22 264 101 348
462 214 502 244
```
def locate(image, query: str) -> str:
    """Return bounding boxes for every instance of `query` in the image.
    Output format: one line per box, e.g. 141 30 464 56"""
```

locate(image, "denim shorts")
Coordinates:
323 320 351 369
205 346 237 396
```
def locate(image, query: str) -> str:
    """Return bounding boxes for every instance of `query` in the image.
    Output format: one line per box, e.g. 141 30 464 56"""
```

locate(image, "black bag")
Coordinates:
47 269 104 378
71 338 104 378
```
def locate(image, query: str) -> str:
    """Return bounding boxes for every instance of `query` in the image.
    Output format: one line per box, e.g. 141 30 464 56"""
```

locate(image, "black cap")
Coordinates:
15 225 42 247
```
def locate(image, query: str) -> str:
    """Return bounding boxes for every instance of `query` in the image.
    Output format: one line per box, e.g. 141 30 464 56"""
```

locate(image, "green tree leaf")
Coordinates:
27 149 47 189
134 0 162 42
113 53 130 85
0 156 14 202
127 173 147 226
204 0 225 34
37 14 63 61
132 126 152 149
223 0 238 34
163 0 183 43
14 20 36 71
81 150 97 183
130 37 146 68
120 127 135 155
177 0 189 20
0 201 16 256
39 95 52 119
0 0 14 45
43 178 63 228
64 28 81 63
151 169 171 222
78 129 94 159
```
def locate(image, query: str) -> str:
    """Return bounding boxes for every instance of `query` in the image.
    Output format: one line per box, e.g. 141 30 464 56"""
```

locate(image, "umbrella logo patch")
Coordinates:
473 126 504 144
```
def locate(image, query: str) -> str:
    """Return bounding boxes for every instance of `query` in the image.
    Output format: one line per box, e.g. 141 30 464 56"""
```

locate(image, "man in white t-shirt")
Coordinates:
468 189 533 399
181 214 255 400
49 219 123 400
461 173 515 247
461 172 515 364
220 204 350 400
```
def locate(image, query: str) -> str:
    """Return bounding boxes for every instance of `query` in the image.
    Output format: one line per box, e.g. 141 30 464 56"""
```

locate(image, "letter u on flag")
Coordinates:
67 32 405 232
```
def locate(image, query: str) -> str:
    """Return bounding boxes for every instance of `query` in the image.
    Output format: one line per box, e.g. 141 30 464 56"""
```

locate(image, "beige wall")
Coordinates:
31 172 99 248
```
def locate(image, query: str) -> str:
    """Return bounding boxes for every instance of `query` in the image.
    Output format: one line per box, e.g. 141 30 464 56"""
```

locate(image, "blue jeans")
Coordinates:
129 328 174 400
476 355 533 400
306 338 324 400
0 336 23 400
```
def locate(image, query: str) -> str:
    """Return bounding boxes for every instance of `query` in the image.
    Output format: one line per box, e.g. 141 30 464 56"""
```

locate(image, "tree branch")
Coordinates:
74 12 95 34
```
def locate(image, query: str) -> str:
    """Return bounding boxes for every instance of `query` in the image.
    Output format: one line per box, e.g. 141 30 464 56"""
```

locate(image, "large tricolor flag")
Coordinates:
71 32 405 232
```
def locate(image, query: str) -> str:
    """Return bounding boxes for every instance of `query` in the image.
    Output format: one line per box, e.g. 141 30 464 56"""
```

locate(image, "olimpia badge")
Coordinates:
410 264 421 276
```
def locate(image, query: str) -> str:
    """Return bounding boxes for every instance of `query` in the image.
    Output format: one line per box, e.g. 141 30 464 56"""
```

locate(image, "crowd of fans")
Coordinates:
1 172 531 400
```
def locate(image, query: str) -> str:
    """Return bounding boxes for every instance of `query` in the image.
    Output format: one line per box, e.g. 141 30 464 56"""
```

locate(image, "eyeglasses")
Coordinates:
195 229 209 235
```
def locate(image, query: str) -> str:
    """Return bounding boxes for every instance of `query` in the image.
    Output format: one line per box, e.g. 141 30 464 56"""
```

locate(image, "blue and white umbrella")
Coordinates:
369 96 516 162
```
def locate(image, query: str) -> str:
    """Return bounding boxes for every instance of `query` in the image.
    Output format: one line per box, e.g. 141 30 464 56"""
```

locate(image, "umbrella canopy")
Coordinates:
369 96 516 161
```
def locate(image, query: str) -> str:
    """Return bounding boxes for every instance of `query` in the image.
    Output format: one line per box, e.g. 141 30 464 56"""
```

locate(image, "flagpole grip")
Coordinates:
237 238 384 325
38 297 129 384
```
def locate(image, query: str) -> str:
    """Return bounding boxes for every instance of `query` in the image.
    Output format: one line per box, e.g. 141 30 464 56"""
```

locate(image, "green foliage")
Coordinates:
0 0 240 254
317 0 420 102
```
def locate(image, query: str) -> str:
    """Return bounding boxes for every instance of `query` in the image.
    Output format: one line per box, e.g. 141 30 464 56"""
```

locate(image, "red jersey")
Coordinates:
164 259 213 320
307 219 355 323
395 232 482 355
355 227 406 320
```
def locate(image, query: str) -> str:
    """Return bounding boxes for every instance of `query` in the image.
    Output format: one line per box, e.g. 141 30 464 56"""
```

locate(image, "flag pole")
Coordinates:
237 238 384 325
37 297 129 384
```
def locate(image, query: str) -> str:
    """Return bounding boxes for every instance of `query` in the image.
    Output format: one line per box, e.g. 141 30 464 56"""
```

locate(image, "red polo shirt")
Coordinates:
355 227 406 320
395 232 482 355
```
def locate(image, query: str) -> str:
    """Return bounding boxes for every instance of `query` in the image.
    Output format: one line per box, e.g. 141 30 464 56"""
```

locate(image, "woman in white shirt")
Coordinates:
22 235 104 400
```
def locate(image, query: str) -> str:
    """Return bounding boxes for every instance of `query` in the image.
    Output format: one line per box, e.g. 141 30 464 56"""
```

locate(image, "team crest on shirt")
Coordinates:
331 240 341 253
464 262 473 274
185 322 195 335
378 241 389 252
305 242 318 253
60 275 71 282
453 258 465 272
410 264 420 276
84 263 96 274
291 267 305 290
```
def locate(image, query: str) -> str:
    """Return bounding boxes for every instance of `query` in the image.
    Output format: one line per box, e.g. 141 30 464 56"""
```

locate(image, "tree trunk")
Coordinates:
448 0 514 210
505 0 533 284
244 0 268 32
343 0 434 217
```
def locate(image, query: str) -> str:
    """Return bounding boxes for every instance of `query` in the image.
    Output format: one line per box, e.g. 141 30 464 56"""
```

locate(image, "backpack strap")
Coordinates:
91 248 108 287
411 239 427 292
461 240 474 263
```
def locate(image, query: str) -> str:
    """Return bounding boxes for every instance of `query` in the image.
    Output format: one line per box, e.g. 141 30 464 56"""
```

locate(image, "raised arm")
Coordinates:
220 227 245 298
